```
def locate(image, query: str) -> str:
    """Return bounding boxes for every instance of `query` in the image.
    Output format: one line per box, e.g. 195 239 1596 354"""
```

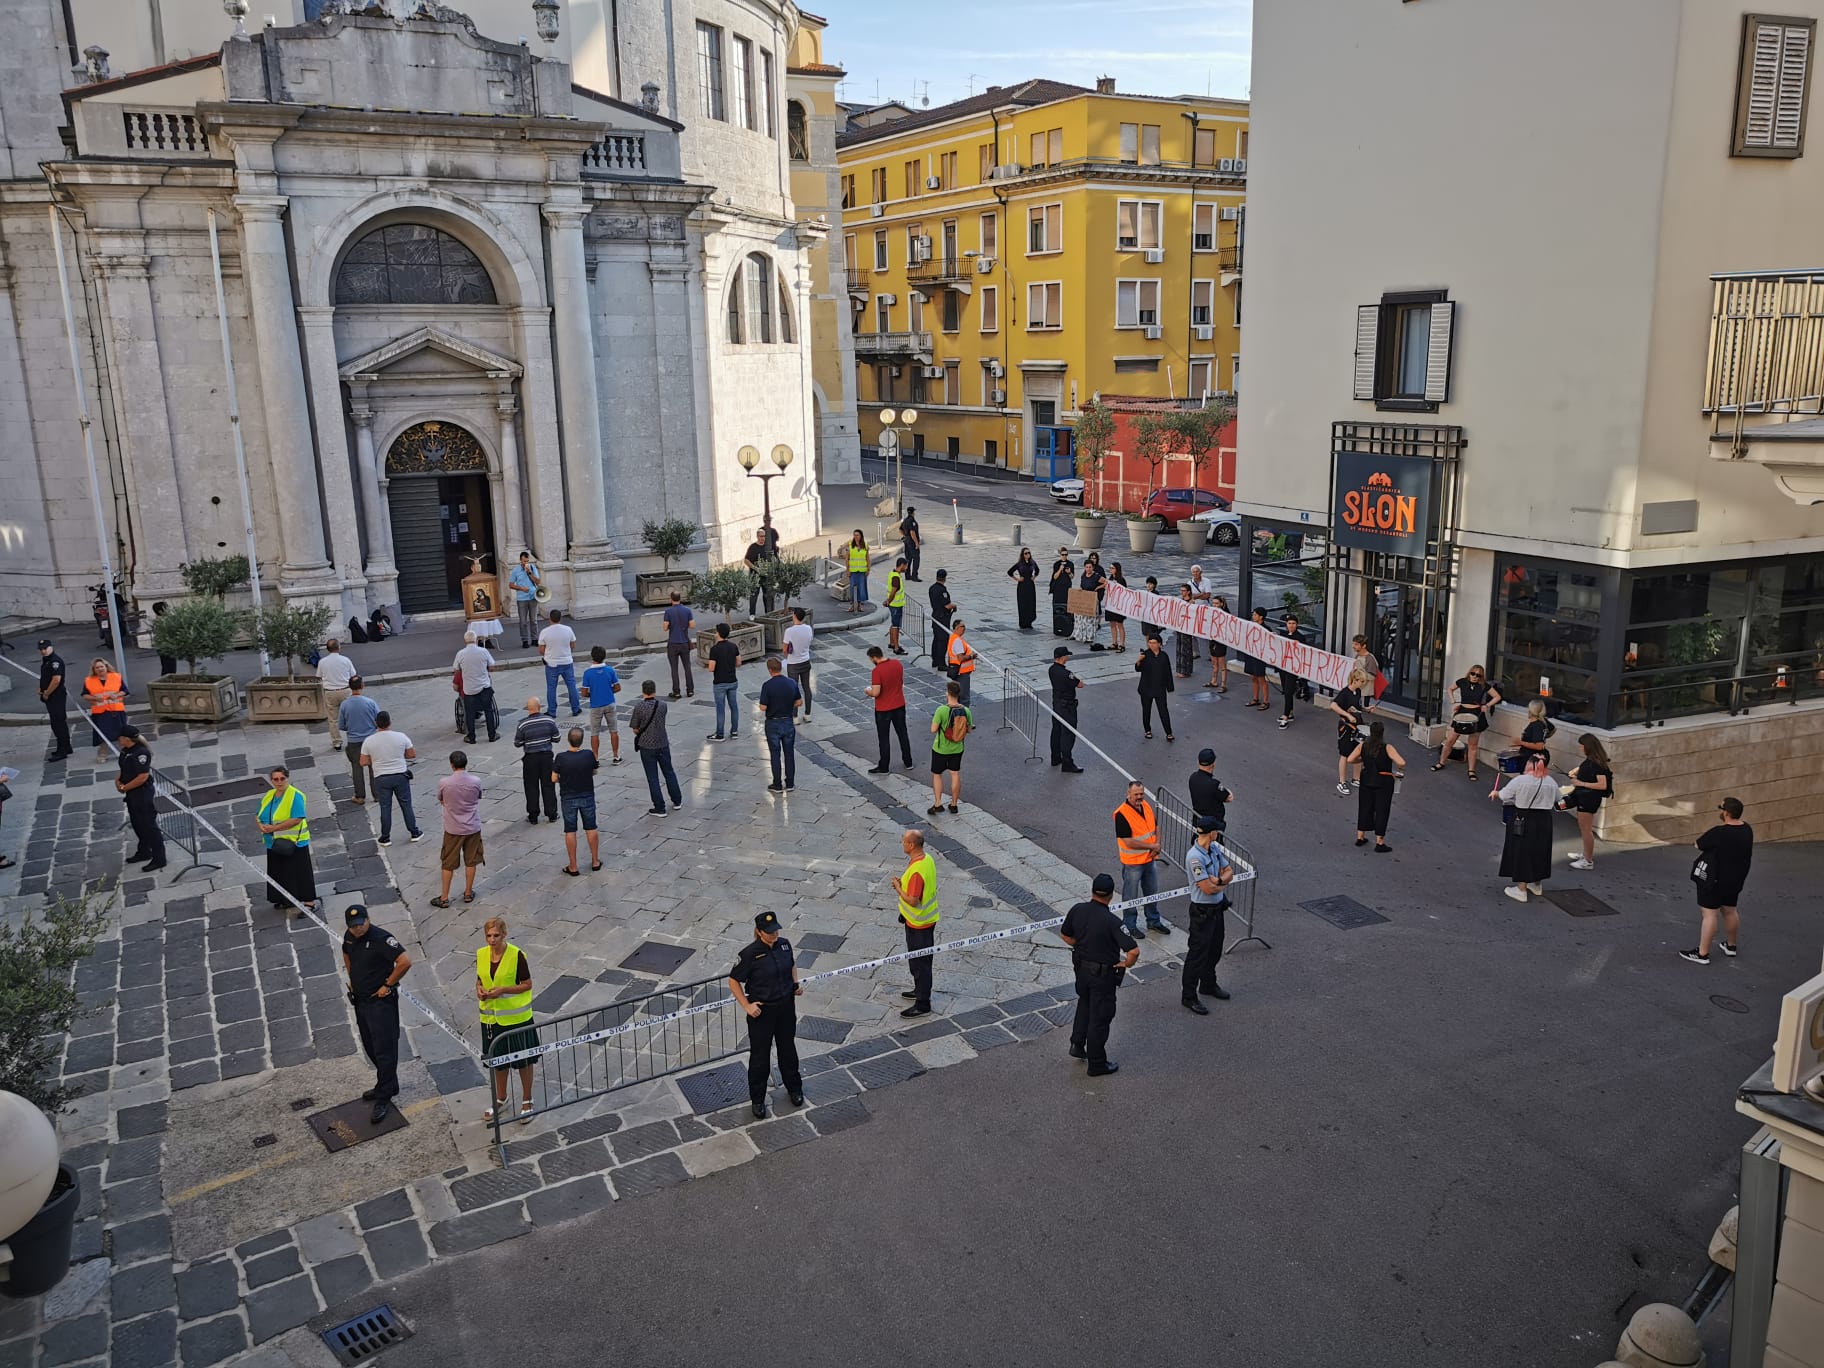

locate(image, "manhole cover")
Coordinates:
620 942 696 975
676 1060 749 1114
1544 889 1618 918
1709 995 1750 1015
305 1099 411 1153
322 1304 411 1364
289 1097 316 1112
1299 895 1389 930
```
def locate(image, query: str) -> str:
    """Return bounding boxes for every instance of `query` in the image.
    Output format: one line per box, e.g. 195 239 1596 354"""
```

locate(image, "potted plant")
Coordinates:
1071 400 1114 551
1125 413 1171 553
688 567 766 662
180 553 255 646
1166 403 1233 554
147 597 243 722
0 888 110 1298
636 517 700 607
247 601 338 723
757 554 817 652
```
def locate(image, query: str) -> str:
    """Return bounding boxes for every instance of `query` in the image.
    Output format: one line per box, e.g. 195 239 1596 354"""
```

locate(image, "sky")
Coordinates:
804 0 1252 111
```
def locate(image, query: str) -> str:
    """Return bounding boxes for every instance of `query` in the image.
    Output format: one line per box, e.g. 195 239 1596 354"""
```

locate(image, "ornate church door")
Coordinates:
385 422 496 613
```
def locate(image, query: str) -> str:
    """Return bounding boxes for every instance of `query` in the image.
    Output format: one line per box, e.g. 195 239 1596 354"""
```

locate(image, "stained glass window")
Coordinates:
334 224 498 306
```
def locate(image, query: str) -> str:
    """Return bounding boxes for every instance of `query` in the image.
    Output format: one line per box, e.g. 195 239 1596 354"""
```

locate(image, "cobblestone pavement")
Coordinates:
0 506 1223 1367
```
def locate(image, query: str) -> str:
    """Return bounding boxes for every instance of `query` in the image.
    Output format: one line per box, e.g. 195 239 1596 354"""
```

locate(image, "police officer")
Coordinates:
1181 815 1235 1014
37 639 73 760
1048 645 1085 772
727 911 804 1119
341 904 413 1123
1059 873 1139 1077
115 725 166 872
927 569 953 673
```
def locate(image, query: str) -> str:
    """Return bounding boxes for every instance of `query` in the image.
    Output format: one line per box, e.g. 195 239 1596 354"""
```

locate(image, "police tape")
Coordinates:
481 885 1194 1068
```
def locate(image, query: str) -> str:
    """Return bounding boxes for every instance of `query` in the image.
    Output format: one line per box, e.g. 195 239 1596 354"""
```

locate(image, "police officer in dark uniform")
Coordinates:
37 639 73 760
927 570 953 673
1060 873 1140 1077
341 904 413 1123
1048 645 1085 772
727 910 805 1119
115 725 166 872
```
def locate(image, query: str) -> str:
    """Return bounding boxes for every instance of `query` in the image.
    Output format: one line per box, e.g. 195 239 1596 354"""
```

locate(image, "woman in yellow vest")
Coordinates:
477 916 538 1123
894 829 940 1018
846 529 870 614
885 557 909 655
82 657 127 762
255 764 319 915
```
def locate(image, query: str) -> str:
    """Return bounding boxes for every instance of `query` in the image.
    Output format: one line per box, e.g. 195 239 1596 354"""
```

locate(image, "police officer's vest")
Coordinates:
898 851 940 928
258 786 310 846
887 572 906 609
476 944 534 1027
1113 800 1156 866
947 631 974 675
848 544 870 573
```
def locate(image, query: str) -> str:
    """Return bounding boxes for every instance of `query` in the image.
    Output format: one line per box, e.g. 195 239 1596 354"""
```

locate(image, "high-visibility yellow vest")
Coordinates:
898 852 940 928
848 545 870 573
887 572 906 608
477 944 534 1027
947 630 975 674
1113 800 1157 866
258 785 310 846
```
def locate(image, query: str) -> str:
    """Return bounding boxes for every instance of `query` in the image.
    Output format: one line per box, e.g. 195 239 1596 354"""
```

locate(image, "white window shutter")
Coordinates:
1738 16 1814 155
1777 23 1812 148
1424 301 1455 404
1353 305 1379 401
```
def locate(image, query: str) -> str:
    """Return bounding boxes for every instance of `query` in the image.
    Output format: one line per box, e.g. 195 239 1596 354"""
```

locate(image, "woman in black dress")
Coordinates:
1434 665 1501 780
1206 595 1230 690
256 765 321 915
1007 548 1039 630
1135 635 1176 741
1562 733 1612 870
1049 554 1075 636
1173 584 1199 677
1105 562 1129 652
1243 606 1271 709
1347 720 1406 851
1491 752 1558 902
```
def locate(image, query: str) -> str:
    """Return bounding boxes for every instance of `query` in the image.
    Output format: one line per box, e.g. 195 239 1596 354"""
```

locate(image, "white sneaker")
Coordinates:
1503 885 1529 902
1336 782 1351 795
1568 857 1594 870
1528 883 1543 895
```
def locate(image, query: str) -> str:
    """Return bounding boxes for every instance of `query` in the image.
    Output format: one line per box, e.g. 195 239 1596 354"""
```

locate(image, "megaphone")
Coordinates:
534 584 552 604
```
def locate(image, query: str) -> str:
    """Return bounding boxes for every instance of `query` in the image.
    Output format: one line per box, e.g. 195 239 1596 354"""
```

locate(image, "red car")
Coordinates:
1143 488 1230 526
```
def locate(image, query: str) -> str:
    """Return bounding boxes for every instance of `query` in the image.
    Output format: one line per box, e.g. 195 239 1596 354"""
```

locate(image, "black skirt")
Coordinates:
1498 809 1555 884
266 841 317 906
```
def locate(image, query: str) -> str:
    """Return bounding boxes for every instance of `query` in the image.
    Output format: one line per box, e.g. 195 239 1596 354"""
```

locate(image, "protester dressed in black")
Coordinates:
1008 549 1040 630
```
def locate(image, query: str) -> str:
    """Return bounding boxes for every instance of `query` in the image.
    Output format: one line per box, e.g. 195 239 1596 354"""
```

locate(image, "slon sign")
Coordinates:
1331 452 1433 558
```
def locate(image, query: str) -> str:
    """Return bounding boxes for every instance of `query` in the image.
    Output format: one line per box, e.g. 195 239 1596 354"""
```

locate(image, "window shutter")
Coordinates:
1736 15 1815 157
1424 301 1455 404
1353 305 1380 401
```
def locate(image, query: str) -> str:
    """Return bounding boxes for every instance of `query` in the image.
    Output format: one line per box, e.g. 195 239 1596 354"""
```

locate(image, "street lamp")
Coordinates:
877 407 918 517
738 442 795 552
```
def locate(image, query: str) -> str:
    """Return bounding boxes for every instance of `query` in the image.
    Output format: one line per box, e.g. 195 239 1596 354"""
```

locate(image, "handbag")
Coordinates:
1451 708 1481 734
1373 671 1390 699
0 781 12 803
1690 855 1711 886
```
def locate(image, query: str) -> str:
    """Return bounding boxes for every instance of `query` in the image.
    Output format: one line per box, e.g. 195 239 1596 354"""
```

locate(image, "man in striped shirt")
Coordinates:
513 696 562 824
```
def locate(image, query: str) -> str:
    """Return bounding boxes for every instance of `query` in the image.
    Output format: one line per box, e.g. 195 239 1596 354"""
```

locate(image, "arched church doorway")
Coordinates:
385 421 496 613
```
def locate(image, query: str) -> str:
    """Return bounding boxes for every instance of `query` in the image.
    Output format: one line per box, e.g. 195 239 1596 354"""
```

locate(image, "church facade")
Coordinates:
0 0 858 624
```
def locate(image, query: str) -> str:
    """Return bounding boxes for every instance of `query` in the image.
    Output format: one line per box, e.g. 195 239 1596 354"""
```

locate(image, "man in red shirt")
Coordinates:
865 645 914 773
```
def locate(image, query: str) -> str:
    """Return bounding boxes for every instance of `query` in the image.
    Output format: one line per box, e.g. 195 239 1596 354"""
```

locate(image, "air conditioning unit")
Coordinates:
1143 248 1165 264
988 163 1023 180
923 364 946 379
1218 158 1236 173
1220 206 1239 221
890 366 903 377
917 235 932 253
870 203 885 218
1194 324 1214 341
991 387 1007 405
879 293 897 304
1143 325 1162 340
989 361 1004 378
976 257 995 274
925 176 942 190
1233 158 1247 174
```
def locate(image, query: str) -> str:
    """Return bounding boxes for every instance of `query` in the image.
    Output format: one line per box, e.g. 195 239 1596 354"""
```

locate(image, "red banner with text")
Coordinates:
1103 582 1354 691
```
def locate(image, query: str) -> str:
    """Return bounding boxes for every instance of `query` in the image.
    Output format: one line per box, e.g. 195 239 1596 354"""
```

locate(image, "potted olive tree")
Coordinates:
1071 400 1114 551
247 601 338 723
1167 402 1233 554
147 597 243 722
1125 413 1170 554
757 554 817 653
636 517 699 607
179 554 254 645
688 567 766 662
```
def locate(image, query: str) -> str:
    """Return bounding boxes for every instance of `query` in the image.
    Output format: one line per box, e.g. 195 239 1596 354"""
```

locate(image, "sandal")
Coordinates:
518 1101 535 1124
428 896 450 909
1431 762 1446 772
948 804 959 814
1466 770 1478 781
563 866 580 877
483 1104 505 1123
0 856 14 870
1144 730 1154 739
461 891 474 904
590 861 603 872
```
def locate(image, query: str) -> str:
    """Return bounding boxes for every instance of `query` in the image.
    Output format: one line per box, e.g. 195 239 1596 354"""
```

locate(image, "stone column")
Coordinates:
541 198 626 616
497 394 526 556
298 305 365 615
348 404 398 611
234 195 333 591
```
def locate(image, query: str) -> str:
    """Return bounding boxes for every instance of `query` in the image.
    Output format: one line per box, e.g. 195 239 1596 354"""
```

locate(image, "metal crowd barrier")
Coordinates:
1150 787 1265 953
152 768 221 882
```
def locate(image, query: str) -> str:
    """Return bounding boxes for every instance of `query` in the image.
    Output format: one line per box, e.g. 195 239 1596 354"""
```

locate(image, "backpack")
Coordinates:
347 616 369 644
943 706 970 743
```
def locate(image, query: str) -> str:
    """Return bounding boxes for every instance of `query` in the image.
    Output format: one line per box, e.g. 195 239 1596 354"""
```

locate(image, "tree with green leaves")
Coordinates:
758 554 817 609
1129 412 1173 516
1165 399 1235 490
640 518 698 573
179 555 251 600
252 601 338 679
1072 400 1116 511
150 597 242 679
688 567 753 621
0 888 112 1114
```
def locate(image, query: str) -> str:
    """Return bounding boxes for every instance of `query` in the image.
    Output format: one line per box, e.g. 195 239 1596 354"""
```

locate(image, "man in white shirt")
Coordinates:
453 631 499 743
537 608 581 718
781 606 814 720
316 638 358 751
359 711 423 846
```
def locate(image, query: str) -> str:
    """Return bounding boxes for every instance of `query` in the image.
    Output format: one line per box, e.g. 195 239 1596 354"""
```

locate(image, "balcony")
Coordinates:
846 268 870 296
909 254 972 286
1706 270 1824 503
1003 156 1246 187
1219 241 1244 277
854 330 934 362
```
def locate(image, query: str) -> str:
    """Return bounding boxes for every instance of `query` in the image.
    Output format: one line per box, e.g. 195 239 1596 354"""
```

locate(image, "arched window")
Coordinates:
334 223 498 305
776 271 797 344
745 252 773 343
787 100 810 162
727 253 797 346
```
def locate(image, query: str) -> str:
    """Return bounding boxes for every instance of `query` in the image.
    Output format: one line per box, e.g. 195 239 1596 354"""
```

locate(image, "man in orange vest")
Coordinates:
945 618 978 706
1112 779 1167 937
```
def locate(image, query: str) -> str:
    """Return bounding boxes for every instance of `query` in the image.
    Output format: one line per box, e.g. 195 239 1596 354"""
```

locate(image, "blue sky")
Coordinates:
805 0 1252 110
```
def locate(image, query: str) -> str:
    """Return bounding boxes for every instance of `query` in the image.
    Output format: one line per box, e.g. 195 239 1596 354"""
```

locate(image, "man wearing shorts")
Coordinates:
580 646 622 763
431 751 484 908
551 728 601 875
928 680 971 815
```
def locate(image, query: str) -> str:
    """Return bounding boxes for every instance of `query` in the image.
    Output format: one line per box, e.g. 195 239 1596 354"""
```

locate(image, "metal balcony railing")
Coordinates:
1706 270 1824 449
845 268 870 293
854 330 934 358
1219 242 1244 273
909 254 971 284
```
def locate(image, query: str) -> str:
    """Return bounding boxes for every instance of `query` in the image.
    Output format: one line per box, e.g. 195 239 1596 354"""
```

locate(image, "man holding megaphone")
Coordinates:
509 550 544 648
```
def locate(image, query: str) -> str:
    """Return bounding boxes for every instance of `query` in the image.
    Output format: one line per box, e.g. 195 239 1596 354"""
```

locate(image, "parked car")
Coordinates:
1143 487 1230 526
1047 478 1085 504
1191 506 1243 545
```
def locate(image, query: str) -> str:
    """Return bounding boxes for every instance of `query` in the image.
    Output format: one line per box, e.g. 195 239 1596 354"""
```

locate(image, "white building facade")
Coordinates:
0 0 836 624
1241 0 1824 843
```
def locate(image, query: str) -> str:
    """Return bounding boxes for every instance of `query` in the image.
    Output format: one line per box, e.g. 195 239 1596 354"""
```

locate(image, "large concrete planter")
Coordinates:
146 674 241 724
697 621 765 664
1177 520 1211 554
1073 516 1107 551
758 606 812 654
0 1164 78 1299
635 570 694 608
247 677 327 723
1126 519 1163 553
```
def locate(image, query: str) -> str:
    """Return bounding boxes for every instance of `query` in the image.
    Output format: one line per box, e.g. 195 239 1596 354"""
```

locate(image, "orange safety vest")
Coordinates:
85 672 125 714
1113 800 1157 865
947 630 975 675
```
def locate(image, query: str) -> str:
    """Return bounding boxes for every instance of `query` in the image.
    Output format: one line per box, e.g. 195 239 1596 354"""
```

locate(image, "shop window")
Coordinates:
1491 558 1603 723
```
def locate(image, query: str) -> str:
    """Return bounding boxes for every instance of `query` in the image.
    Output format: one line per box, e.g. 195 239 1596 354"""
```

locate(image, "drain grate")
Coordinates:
1710 994 1750 1015
251 1133 277 1148
619 942 696 976
1544 889 1618 918
1299 895 1389 930
289 1097 316 1112
322 1304 411 1364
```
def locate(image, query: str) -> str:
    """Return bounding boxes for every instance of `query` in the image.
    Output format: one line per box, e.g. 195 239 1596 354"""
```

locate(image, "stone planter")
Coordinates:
635 570 694 608
1073 516 1107 551
758 606 812 653
1 1165 78 1298
146 674 241 724
1126 519 1163 554
697 621 765 664
247 677 327 723
1177 520 1211 554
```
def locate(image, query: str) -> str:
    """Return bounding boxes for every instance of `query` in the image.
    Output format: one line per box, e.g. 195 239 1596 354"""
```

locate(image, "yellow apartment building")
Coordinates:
836 78 1248 481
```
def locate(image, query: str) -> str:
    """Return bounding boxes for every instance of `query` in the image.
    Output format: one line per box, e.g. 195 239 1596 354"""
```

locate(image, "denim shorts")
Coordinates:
560 793 597 832
889 606 904 628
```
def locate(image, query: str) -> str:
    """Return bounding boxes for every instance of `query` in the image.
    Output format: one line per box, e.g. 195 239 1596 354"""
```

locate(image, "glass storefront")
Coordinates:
1241 521 1330 638
1490 560 1606 725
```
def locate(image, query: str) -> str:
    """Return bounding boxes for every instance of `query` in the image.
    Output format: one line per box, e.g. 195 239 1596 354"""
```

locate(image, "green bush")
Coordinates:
687 567 752 620
640 518 699 572
253 601 338 679
1072 400 1116 508
0 888 112 1115
758 554 817 608
180 554 251 600
151 597 242 678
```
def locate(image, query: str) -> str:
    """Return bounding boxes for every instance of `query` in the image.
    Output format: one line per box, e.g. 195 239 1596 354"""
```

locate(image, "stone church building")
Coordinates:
0 0 859 622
